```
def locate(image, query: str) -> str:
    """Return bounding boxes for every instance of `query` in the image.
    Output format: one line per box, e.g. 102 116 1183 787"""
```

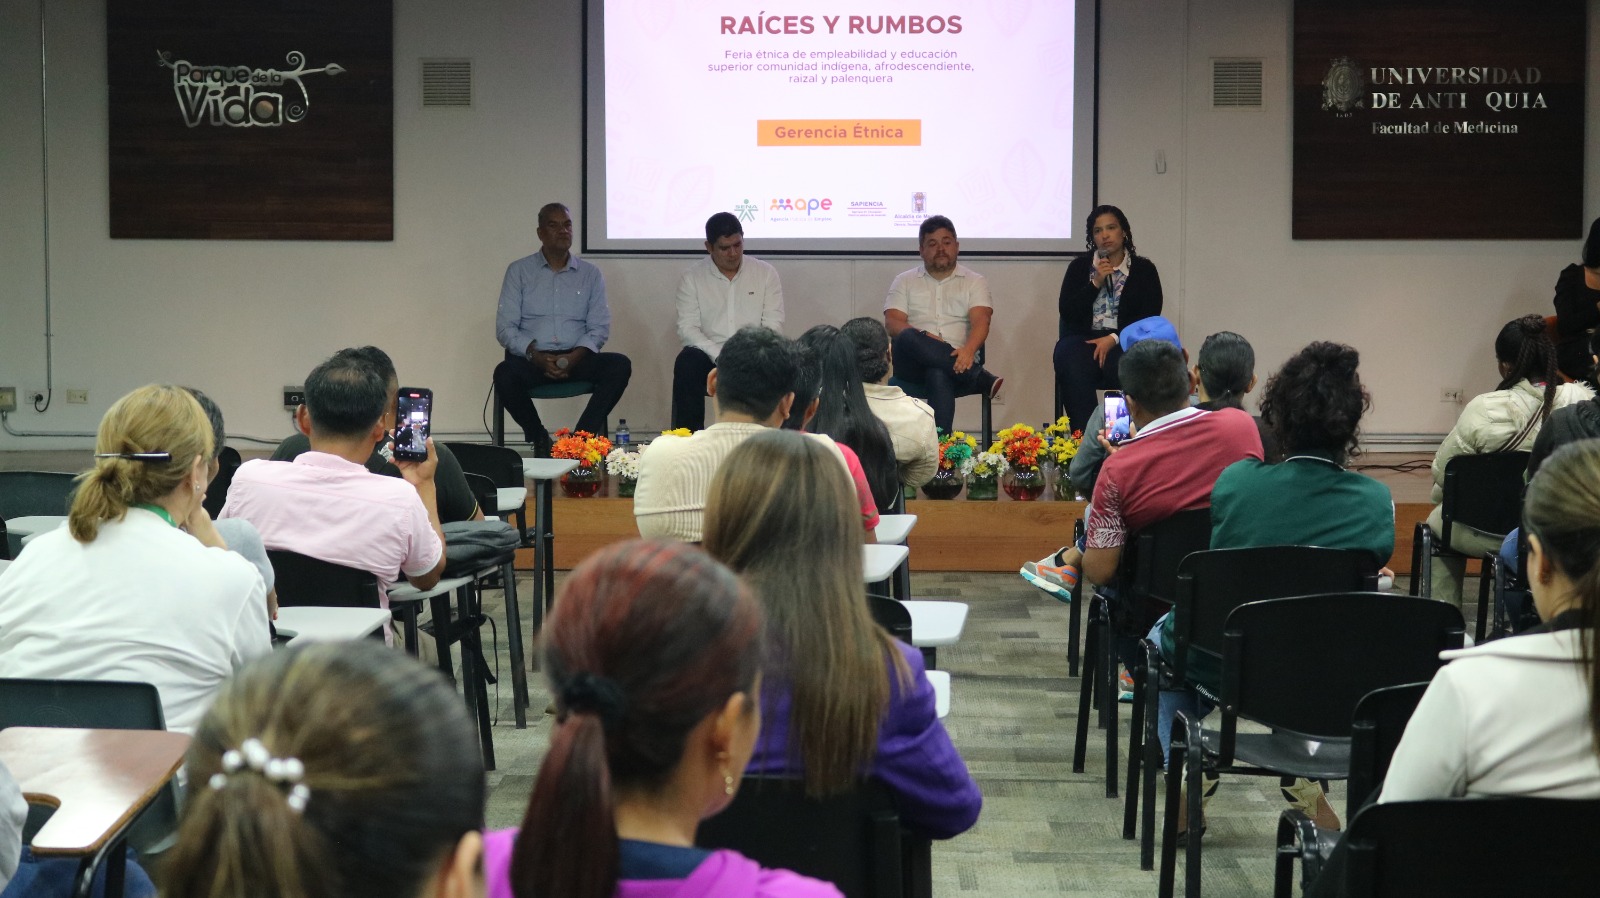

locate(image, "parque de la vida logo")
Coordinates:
157 50 344 128
1321 57 1365 116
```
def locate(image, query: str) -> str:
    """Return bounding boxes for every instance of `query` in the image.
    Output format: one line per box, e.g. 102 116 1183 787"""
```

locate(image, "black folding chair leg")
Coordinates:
431 593 456 680
502 560 529 728
1140 666 1162 869
1183 717 1205 898
1067 578 1083 677
1123 654 1145 838
1072 612 1100 773
1158 721 1185 898
1476 554 1495 644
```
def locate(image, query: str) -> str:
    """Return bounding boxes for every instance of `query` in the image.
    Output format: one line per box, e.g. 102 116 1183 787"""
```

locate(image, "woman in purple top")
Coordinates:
488 540 840 898
703 430 982 840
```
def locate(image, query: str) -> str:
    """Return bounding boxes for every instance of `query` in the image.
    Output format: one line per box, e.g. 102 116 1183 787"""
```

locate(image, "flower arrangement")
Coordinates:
994 423 1046 472
605 446 641 480
551 429 613 468
1043 416 1084 467
658 427 693 438
963 450 1004 480
937 430 978 472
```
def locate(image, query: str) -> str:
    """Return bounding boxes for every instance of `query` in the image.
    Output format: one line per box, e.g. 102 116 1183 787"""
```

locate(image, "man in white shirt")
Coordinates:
883 215 1002 435
673 212 785 430
842 316 939 490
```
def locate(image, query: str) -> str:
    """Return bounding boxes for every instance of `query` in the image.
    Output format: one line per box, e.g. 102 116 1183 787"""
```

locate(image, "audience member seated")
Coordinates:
487 540 841 898
1428 315 1590 606
183 387 276 611
1153 340 1394 832
1306 439 1600 898
796 325 900 513
1190 331 1278 462
781 342 881 539
704 430 982 838
0 385 270 734
1055 204 1164 434
222 349 447 613
883 215 1002 436
159 642 486 898
841 316 938 491
634 327 866 543
1021 317 1185 598
494 202 632 455
1552 215 1600 382
272 345 481 524
673 212 785 431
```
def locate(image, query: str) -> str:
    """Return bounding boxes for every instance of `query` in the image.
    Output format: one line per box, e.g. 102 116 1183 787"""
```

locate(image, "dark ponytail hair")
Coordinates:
160 642 485 898
797 324 900 513
1494 314 1560 422
1522 439 1600 755
1259 341 1370 464
511 541 763 898
1196 331 1255 410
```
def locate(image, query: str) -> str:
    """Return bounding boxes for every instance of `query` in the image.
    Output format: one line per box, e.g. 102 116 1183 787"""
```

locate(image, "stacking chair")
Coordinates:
1159 594 1464 898
1482 531 1538 641
264 550 422 654
1325 797 1600 897
1073 507 1211 799
444 441 530 545
0 470 78 558
0 678 178 858
889 343 993 448
1408 451 1528 633
201 446 242 518
1274 681 1429 897
1125 546 1378 869
696 775 931 898
490 380 602 446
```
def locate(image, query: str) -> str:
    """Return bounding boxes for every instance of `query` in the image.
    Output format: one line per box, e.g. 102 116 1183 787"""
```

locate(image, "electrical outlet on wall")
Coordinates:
283 386 306 409
66 389 88 404
1440 388 1464 403
0 387 15 413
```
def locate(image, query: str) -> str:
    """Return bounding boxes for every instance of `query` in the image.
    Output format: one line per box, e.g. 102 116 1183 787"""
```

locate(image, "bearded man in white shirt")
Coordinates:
672 211 785 431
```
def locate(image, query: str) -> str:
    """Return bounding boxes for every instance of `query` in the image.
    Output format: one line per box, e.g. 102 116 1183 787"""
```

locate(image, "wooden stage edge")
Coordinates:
516 495 1434 576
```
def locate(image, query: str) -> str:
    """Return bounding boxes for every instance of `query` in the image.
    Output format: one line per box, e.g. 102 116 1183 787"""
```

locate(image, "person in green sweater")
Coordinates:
1153 341 1395 833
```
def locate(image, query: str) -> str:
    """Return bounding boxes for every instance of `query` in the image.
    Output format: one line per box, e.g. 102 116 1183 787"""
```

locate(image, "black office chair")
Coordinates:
1274 681 1430 897
1159 594 1464 898
0 678 177 859
202 446 242 518
1125 546 1378 869
868 593 915 646
444 441 531 545
696 776 931 898
265 550 418 654
1409 452 1528 634
889 343 994 448
1073 507 1211 800
0 470 78 558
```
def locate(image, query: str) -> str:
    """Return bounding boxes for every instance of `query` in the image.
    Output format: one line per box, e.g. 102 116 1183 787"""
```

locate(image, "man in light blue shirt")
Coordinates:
494 203 632 454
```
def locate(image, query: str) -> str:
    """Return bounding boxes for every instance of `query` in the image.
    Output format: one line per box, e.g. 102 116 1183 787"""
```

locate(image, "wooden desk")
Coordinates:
1 726 189 897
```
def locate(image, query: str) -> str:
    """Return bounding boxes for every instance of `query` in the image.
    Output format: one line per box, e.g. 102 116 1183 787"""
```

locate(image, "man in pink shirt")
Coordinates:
221 349 447 602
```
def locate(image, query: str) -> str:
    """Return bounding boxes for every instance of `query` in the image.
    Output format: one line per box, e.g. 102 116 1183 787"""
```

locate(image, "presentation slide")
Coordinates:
583 0 1093 254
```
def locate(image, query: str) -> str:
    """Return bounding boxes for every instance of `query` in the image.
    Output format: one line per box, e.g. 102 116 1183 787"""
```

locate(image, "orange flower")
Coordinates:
551 429 613 465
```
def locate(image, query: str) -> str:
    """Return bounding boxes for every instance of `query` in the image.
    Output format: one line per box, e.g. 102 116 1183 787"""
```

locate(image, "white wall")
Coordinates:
2 0 1597 450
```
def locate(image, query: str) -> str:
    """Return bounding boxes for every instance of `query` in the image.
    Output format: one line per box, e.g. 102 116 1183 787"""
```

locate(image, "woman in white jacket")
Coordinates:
1426 315 1592 605
1382 438 1600 801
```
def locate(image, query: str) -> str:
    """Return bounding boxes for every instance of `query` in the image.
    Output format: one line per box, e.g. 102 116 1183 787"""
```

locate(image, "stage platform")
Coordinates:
0 449 1441 575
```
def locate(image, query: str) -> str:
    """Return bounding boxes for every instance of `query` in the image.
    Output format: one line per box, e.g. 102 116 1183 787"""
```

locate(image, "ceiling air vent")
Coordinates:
421 58 472 108
1211 58 1263 108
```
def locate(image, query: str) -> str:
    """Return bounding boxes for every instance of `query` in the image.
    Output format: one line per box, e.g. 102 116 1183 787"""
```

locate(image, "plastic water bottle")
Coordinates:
615 419 630 449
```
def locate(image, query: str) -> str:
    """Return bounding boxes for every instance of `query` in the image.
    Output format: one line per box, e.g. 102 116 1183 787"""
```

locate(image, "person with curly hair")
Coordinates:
1428 316 1591 606
1148 341 1395 833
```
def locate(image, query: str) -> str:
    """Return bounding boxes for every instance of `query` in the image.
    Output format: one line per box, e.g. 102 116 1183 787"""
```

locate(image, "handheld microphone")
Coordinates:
1096 247 1111 260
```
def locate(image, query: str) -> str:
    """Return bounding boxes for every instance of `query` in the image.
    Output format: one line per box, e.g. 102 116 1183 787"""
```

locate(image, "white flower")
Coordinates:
605 447 640 479
968 451 1005 479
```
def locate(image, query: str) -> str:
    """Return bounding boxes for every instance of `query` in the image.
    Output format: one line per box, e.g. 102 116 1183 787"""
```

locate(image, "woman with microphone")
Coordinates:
1054 205 1165 434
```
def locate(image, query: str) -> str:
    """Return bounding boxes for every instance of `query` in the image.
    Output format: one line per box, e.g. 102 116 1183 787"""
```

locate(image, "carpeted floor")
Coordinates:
466 569 1463 896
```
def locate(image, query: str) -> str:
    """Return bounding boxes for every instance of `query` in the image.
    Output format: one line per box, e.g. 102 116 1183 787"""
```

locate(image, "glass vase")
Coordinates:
616 476 637 498
921 467 963 500
559 464 603 498
965 475 999 501
1004 465 1047 501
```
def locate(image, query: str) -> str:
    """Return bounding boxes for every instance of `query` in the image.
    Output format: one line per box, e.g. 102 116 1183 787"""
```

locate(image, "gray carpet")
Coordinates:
465 570 1459 896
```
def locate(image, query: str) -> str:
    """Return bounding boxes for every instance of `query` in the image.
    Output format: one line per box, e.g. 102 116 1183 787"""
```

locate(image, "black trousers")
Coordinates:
1055 330 1123 435
493 349 632 442
671 346 716 431
891 328 992 435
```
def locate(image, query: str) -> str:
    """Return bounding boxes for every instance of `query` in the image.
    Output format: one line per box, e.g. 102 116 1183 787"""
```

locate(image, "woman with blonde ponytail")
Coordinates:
0 385 270 734
488 540 841 898
1381 438 1600 802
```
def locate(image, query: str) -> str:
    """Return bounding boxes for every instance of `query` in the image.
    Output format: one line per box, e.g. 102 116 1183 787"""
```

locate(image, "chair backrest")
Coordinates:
1346 682 1430 817
0 678 166 731
1113 507 1212 632
1344 797 1600 897
443 441 525 489
461 472 499 520
1441 452 1530 539
202 445 243 518
1171 546 1379 681
695 776 910 898
1219 594 1462 752
267 549 382 609
867 594 914 645
0 470 79 520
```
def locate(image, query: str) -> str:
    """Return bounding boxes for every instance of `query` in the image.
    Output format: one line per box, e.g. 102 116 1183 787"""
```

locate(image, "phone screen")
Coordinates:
1103 391 1131 445
393 388 433 462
